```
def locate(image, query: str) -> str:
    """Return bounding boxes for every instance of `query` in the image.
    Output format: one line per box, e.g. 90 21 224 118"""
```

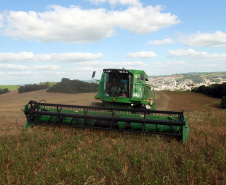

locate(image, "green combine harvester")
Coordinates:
95 69 156 109
23 69 189 142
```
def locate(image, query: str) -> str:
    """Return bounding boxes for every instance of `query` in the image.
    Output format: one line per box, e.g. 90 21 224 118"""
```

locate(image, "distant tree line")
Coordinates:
192 83 226 108
17 79 98 94
0 88 9 95
47 78 98 94
222 96 226 109
192 83 226 98
18 83 49 93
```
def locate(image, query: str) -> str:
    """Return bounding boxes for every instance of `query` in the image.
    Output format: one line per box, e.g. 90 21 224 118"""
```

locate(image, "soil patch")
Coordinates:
155 91 170 110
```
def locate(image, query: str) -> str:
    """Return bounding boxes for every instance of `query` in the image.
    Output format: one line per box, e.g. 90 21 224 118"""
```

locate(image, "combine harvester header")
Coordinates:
23 69 189 142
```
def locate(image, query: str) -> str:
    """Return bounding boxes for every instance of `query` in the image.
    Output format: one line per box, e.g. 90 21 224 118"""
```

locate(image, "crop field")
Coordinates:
0 85 19 91
0 89 225 184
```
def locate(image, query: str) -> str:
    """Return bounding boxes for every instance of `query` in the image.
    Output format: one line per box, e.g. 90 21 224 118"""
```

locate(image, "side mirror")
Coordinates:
92 71 96 78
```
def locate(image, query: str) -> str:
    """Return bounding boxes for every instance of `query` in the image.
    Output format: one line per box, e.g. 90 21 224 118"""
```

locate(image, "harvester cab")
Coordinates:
95 69 156 109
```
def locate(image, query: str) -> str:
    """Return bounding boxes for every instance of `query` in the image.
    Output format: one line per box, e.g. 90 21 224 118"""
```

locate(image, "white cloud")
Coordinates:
148 39 173 45
0 52 34 62
0 14 4 28
109 0 141 6
37 53 103 62
2 6 116 43
77 61 148 74
0 64 29 70
116 6 179 34
0 52 103 63
126 51 157 58
79 61 144 66
33 65 59 70
88 0 141 6
0 64 59 72
178 31 226 47
0 5 179 43
0 71 32 76
168 49 226 61
88 0 106 5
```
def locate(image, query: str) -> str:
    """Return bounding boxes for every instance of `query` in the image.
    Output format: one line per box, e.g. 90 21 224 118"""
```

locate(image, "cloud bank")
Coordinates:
178 31 226 47
0 5 179 43
0 52 103 63
89 0 141 6
168 49 226 61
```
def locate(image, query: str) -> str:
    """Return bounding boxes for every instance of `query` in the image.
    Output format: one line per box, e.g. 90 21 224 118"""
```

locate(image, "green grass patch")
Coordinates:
0 85 19 91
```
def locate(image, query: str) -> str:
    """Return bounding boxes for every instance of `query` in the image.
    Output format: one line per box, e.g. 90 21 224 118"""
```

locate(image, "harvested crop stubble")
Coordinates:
0 90 225 184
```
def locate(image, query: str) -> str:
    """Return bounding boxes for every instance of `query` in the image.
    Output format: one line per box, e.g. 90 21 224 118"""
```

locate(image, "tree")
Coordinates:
192 83 226 98
221 96 226 109
47 78 98 94
18 83 49 93
0 88 9 95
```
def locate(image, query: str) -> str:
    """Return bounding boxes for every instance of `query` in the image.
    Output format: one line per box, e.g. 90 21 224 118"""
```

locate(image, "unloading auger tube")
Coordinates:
23 100 189 142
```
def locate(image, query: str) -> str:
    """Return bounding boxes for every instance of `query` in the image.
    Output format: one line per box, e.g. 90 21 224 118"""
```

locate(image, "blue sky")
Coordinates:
0 0 226 85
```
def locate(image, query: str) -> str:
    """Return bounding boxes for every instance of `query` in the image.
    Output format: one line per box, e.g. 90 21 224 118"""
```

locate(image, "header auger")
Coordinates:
22 68 189 142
